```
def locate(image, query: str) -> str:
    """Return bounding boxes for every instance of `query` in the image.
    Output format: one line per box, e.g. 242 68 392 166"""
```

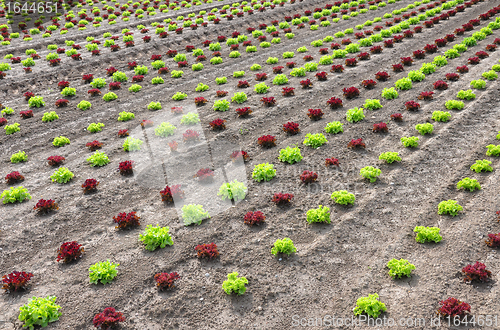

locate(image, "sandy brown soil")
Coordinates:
1 0 500 329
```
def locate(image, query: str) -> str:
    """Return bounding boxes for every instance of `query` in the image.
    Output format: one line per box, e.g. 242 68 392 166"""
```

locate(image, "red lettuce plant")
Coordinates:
405 101 421 111
373 122 388 133
361 79 377 89
414 26 423 33
0 118 6 126
5 171 24 184
237 81 249 88
468 57 480 65
494 38 500 45
88 89 101 96
168 141 179 152
54 99 69 107
462 262 491 283
358 52 370 60
197 55 207 62
418 91 434 100
438 298 471 319
195 169 215 185
160 185 184 203
177 61 188 68
166 49 178 57
393 35 404 43
282 87 295 96
113 211 140 229
158 67 169 74
118 129 129 137
92 50 101 56
303 55 314 62
475 51 489 59
154 272 180 290
11 57 21 63
403 30 414 38
435 38 447 47
444 34 455 42
128 61 137 69
118 161 134 175
424 20 434 28
132 75 144 82
194 97 207 106
236 107 252 117
286 62 295 68
316 72 327 81
230 150 250 162
454 27 465 35
109 82 121 90
33 199 59 214
300 170 318 184
327 97 343 109
424 44 438 53
433 80 448 90
183 129 200 142
347 138 366 149
384 39 394 48
370 45 383 54
485 233 500 248
244 211 266 226
47 155 65 166
56 241 84 263
400 57 413 66
195 243 219 259
261 97 276 106
257 135 276 147
216 90 228 97
375 71 390 81
86 140 103 151
82 178 99 193
345 58 357 67
319 48 328 55
272 193 294 205
209 119 226 130
341 38 351 45
307 108 324 120
391 113 403 121
413 50 425 59
343 87 359 99
93 307 125 329
24 92 34 101
283 122 300 134
106 67 118 76
485 44 497 51
392 64 404 72
171 107 183 114
300 79 313 88
255 73 267 81
445 73 459 81
58 80 70 90
469 19 480 26
325 158 339 167
355 32 364 39
2 271 33 292
20 110 33 119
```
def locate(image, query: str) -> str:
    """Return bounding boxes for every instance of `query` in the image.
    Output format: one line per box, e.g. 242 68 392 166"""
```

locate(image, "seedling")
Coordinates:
360 166 381 182
195 243 220 259
306 205 330 224
123 137 143 152
89 260 119 284
218 180 247 201
222 272 248 295
346 107 365 123
387 259 415 278
181 204 210 226
282 122 300 135
353 294 386 318
139 225 174 251
331 190 355 205
414 226 442 243
278 146 303 164
93 308 125 329
457 177 481 192
271 237 296 255
438 200 463 216
381 88 398 100
327 97 343 109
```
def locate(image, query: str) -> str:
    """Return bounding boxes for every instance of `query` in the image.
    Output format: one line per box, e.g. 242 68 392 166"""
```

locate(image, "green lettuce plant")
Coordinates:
89 260 119 284
266 57 278 64
217 180 247 201
5 123 20 135
139 225 173 251
87 122 104 133
172 92 187 100
457 89 475 100
401 136 419 148
271 237 297 255
304 62 318 72
470 159 493 173
363 99 382 110
50 167 74 183
192 63 204 71
90 78 107 88
482 70 498 81
486 145 500 156
303 133 327 148
306 205 330 224
379 152 401 163
290 67 306 77
432 55 447 67
346 107 365 123
360 166 381 182
103 92 118 101
222 272 248 295
456 177 481 192
86 151 110 167
112 71 128 82
10 151 28 163
233 71 245 78
353 294 386 318
123 137 143 151
470 80 486 89
53 136 70 147
28 96 45 108
252 163 276 182
414 226 442 243
273 74 288 85
325 121 343 134
438 200 463 216
231 92 247 104
415 123 433 135
213 99 230 111
118 112 135 121
387 259 415 278
78 101 92 110
181 204 210 226
1 186 31 204
18 296 61 329
215 77 227 85
42 111 59 122
408 70 425 82
420 63 436 74
61 87 76 97
331 190 355 205
155 122 176 137
431 111 451 122
254 82 270 94
181 112 200 124
381 87 398 99
134 65 148 75
445 100 464 110
395 78 412 90
278 146 303 164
